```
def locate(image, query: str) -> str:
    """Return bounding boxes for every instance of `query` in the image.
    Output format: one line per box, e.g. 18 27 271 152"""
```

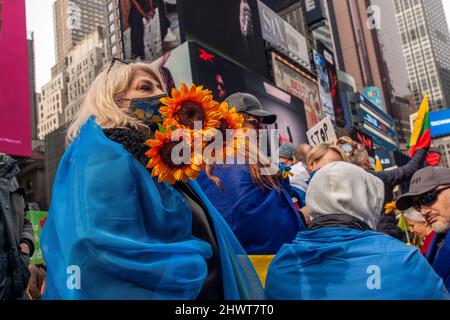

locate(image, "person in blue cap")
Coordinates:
40 61 263 300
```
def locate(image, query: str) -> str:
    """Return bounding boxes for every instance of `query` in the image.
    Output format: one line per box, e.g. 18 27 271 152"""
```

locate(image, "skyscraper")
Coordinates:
394 0 450 111
53 0 105 73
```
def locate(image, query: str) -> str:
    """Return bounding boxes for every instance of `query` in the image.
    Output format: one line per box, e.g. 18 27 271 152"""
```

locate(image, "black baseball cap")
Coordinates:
225 92 277 125
396 166 450 210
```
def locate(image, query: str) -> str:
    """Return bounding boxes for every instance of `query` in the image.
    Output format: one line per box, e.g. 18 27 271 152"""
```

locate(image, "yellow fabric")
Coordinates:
410 95 429 147
375 156 383 172
248 255 275 288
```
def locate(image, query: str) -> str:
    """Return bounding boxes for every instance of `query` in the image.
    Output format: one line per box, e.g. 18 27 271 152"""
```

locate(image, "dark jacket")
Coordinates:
0 153 35 300
371 148 427 239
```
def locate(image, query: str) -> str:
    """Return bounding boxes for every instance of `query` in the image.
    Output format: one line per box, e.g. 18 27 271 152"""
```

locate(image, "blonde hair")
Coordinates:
66 61 164 144
306 143 348 172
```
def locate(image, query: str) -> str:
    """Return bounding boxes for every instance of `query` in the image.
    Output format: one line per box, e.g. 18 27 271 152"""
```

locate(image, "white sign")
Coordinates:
306 116 337 147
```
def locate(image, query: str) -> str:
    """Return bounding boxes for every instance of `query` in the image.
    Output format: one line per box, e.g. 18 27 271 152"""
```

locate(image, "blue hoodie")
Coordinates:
266 227 450 300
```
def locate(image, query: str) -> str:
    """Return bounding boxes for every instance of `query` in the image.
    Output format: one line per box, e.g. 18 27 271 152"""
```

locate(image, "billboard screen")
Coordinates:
258 1 310 70
190 43 307 145
154 42 308 147
0 0 31 157
271 52 323 129
430 109 450 138
304 0 327 27
317 41 345 128
120 0 181 61
178 0 269 78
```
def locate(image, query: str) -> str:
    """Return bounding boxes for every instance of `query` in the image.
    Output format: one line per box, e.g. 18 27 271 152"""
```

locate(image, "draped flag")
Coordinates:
408 95 431 157
375 156 383 172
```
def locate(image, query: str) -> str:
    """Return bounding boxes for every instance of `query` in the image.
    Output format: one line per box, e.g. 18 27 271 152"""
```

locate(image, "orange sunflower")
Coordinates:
145 129 204 185
160 83 222 131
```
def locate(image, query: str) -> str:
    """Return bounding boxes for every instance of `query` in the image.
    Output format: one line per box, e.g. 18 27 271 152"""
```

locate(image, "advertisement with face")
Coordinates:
0 0 31 157
271 52 323 129
313 49 335 123
120 0 180 61
317 41 345 128
178 0 269 78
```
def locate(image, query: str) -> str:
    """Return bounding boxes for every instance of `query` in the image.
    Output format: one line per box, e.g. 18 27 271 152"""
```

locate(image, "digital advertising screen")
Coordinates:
0 0 31 157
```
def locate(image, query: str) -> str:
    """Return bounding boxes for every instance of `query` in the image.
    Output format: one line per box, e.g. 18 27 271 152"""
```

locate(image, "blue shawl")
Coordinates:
41 117 263 300
266 228 450 300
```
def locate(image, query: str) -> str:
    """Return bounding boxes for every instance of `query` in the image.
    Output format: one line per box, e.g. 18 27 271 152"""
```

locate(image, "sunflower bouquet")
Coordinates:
145 83 245 185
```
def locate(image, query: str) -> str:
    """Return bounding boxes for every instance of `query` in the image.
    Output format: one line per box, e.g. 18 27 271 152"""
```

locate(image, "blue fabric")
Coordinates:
427 232 450 292
266 228 450 300
197 165 306 255
41 117 263 300
188 181 264 300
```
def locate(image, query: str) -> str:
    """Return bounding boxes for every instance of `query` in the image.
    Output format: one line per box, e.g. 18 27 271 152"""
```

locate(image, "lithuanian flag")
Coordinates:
408 95 431 157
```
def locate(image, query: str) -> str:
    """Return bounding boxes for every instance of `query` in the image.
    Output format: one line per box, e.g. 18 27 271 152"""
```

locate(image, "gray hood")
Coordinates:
0 153 20 180
306 161 385 230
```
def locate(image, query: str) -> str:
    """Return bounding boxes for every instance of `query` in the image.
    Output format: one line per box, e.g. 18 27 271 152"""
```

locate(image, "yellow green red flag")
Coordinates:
408 95 431 157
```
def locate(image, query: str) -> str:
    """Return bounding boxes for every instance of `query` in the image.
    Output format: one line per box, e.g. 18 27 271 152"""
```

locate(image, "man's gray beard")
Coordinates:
432 220 450 234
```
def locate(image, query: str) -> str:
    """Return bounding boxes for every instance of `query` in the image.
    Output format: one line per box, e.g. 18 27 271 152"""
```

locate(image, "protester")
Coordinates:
352 148 428 239
336 136 358 158
0 153 35 300
404 208 436 255
278 142 295 167
266 162 450 300
197 93 306 286
396 166 450 292
289 143 312 194
41 61 263 300
26 265 46 300
306 143 348 174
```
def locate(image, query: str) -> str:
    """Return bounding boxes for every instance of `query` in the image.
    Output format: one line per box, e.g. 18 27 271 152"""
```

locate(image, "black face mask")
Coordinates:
129 94 167 131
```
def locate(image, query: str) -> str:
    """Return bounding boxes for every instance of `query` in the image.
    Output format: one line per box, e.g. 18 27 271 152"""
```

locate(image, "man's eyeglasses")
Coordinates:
412 185 450 211
106 57 133 74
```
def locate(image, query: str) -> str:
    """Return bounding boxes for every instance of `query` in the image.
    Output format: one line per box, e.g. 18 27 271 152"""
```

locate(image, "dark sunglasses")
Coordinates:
106 57 134 74
412 185 450 211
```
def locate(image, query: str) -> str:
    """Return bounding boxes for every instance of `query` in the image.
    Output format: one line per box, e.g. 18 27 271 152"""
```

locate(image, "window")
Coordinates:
108 12 114 23
107 2 113 13
111 45 117 56
110 33 116 44
109 23 115 34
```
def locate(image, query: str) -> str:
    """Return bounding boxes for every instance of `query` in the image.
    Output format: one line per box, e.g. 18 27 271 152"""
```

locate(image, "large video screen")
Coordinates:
189 42 307 145
178 0 269 78
0 0 31 157
120 0 180 61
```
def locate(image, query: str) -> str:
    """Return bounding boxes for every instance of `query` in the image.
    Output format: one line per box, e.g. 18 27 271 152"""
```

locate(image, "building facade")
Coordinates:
104 0 122 59
53 0 105 73
37 72 69 140
394 0 450 111
65 27 106 123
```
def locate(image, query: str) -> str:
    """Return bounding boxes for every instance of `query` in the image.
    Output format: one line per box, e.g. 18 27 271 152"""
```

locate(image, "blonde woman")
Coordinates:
41 60 263 300
306 143 348 175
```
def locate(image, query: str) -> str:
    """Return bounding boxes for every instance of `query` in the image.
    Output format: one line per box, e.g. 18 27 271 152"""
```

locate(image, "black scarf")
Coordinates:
103 127 151 167
309 214 372 232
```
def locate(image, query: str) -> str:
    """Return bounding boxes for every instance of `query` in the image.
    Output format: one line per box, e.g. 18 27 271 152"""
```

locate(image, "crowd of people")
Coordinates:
1 60 449 300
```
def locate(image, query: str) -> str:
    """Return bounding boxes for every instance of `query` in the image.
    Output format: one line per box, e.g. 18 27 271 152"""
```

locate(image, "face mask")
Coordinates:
129 94 167 125
340 142 353 154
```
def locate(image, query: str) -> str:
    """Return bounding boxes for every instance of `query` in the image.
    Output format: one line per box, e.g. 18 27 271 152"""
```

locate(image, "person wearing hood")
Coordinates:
265 162 449 300
0 153 35 300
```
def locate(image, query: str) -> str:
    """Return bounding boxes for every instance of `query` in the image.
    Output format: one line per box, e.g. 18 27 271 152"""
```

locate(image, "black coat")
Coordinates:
0 154 35 300
371 149 427 240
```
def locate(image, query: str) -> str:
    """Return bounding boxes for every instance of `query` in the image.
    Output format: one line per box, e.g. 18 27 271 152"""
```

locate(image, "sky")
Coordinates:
25 0 450 92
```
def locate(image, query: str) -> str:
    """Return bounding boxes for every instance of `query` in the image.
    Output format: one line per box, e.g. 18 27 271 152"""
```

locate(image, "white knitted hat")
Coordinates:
306 161 385 230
